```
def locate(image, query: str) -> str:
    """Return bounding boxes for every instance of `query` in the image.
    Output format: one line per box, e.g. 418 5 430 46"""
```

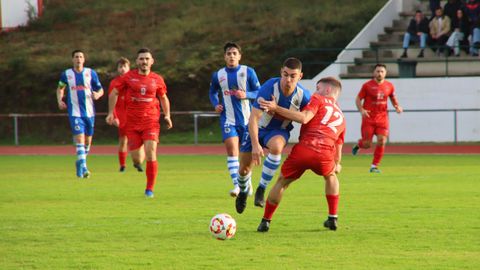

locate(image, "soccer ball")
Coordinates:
209 213 236 240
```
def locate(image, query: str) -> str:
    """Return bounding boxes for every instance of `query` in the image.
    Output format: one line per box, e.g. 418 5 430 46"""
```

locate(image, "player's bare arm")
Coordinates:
248 108 264 166
106 88 119 125
259 95 314 124
355 95 370 117
92 88 104 100
56 86 67 110
159 94 173 129
334 143 343 174
390 96 403 114
214 104 224 113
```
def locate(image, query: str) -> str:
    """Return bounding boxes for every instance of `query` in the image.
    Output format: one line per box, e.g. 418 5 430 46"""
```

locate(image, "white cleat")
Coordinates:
229 186 240 197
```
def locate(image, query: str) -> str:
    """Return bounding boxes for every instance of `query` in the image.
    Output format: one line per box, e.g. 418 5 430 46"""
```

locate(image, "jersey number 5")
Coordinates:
320 106 344 133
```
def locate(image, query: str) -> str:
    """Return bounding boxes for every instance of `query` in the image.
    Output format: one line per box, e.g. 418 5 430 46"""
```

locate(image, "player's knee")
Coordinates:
362 140 372 148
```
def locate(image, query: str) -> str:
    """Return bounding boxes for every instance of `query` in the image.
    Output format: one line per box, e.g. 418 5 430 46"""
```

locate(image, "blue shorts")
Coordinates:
221 123 249 143
69 116 95 136
240 128 290 153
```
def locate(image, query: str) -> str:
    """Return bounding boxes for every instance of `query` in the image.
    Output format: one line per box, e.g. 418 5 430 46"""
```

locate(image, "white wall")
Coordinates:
294 77 480 143
1 0 40 29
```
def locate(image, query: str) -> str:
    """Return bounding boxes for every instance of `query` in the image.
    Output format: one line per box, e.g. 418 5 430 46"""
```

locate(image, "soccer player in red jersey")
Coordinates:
351 64 403 173
108 57 145 173
255 77 345 232
106 48 173 198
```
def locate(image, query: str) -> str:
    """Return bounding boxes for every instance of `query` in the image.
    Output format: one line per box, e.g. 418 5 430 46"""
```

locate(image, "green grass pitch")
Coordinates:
0 154 479 269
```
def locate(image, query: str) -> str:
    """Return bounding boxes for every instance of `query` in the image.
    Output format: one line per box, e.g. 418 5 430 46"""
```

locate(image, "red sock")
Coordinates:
146 160 158 191
118 151 127 167
372 145 385 166
263 200 279 221
358 139 364 148
326 194 339 216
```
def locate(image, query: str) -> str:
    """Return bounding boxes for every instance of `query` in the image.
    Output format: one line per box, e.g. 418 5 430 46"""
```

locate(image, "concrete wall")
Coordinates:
295 77 480 143
1 0 41 30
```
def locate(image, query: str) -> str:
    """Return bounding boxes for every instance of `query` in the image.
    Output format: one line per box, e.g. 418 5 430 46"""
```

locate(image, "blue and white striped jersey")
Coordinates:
59 68 103 117
209 65 260 126
253 77 311 131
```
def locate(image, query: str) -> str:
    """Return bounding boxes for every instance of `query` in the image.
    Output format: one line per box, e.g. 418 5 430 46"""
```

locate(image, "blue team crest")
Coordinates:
239 72 245 78
224 126 231 133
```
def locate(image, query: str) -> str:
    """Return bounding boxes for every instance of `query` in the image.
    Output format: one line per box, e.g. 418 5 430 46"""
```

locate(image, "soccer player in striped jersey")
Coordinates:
56 49 104 178
209 42 261 197
256 77 345 232
108 57 145 173
235 57 311 214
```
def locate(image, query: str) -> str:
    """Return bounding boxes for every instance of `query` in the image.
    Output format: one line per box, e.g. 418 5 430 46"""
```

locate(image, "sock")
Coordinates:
326 194 339 218
76 143 87 171
227 156 239 186
238 171 252 193
146 160 158 191
85 144 90 156
358 139 364 148
372 145 385 167
119 151 127 167
263 200 279 221
259 154 281 188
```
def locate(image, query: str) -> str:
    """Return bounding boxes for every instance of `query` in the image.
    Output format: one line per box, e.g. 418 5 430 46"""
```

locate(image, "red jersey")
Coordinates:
108 76 127 128
298 94 346 152
116 69 167 129
358 79 395 117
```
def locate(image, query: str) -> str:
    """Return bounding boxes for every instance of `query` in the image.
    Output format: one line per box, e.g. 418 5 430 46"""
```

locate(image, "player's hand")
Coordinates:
234 90 247 99
252 144 264 166
215 105 223 113
113 118 120 127
106 113 115 125
395 105 403 114
164 116 173 129
92 91 102 100
335 163 342 174
258 95 277 112
58 101 67 110
360 108 370 118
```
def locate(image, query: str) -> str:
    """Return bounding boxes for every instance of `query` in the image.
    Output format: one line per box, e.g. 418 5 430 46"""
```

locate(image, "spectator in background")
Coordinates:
464 0 480 24
401 10 430 58
446 9 471 56
429 7 451 55
430 0 441 19
444 0 465 21
470 17 480 56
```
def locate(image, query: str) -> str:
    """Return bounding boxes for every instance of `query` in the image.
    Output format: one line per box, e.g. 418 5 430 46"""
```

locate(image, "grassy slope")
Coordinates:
0 0 387 113
0 154 479 269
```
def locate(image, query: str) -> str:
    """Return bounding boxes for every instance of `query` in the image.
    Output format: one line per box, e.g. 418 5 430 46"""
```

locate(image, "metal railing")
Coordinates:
1 109 479 145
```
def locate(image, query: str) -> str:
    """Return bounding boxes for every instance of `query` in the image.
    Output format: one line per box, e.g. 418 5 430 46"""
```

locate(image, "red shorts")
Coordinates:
126 125 159 151
118 125 127 138
281 143 336 180
361 116 389 141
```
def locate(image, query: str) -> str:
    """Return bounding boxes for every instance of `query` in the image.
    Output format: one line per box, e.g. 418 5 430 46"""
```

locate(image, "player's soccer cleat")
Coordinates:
119 166 126 172
254 186 266 208
235 191 248 214
257 218 271 232
323 217 338 231
145 189 154 198
134 163 144 172
82 169 91 179
229 185 240 197
352 144 360 155
248 181 253 196
369 167 381 173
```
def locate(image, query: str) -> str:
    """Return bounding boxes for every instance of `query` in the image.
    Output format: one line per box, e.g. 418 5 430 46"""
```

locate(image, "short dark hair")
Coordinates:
374 63 387 70
71 49 84 58
116 57 130 67
223 42 241 54
317 77 342 91
137 47 152 55
282 57 302 70
415 10 422 14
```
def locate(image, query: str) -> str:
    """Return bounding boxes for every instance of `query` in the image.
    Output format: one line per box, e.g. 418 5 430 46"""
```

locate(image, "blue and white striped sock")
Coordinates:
76 143 87 174
227 156 239 186
238 171 252 193
85 144 90 156
259 154 282 188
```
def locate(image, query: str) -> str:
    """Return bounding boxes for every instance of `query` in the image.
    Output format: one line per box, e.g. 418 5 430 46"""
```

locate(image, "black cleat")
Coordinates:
235 191 248 214
352 144 360 155
323 217 338 231
133 163 143 172
254 186 266 208
257 218 271 232
119 166 126 172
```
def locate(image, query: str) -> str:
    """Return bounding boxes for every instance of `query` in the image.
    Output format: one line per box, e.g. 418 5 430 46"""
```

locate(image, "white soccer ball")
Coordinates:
209 213 237 240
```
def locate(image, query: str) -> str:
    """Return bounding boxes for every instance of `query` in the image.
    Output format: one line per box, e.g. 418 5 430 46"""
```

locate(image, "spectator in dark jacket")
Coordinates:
444 0 465 21
446 9 471 55
401 10 430 58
